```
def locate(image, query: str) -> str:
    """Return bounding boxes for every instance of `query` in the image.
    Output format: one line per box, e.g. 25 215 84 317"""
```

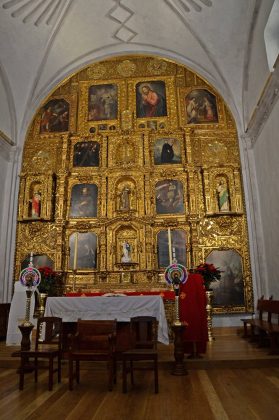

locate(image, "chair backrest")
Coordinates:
35 317 63 350
76 319 117 351
129 316 158 350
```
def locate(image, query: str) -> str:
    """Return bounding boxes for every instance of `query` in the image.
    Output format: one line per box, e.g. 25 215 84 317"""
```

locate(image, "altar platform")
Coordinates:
1 327 279 370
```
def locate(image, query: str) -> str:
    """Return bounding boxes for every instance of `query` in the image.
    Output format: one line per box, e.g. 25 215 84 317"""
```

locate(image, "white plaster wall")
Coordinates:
0 151 10 302
253 99 279 298
0 135 20 303
0 80 12 138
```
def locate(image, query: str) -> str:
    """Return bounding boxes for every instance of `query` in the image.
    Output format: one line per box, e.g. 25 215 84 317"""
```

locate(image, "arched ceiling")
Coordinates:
0 0 275 143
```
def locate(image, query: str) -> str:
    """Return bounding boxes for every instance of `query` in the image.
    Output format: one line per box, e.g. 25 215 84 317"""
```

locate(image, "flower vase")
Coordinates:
37 292 48 318
206 290 215 341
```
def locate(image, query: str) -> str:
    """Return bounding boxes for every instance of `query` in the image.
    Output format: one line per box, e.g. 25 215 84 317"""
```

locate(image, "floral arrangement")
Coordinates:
194 263 222 290
37 266 57 294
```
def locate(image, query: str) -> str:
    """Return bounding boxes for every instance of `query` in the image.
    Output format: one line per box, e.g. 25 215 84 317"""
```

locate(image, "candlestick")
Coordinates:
73 232 78 270
168 228 172 266
30 252 33 267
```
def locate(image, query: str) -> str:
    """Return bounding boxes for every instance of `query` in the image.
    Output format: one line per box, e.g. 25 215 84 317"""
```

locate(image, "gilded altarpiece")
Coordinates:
15 56 253 313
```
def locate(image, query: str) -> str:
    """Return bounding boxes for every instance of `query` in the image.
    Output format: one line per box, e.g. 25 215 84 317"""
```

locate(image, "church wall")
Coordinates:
0 149 15 302
253 99 279 298
0 79 12 139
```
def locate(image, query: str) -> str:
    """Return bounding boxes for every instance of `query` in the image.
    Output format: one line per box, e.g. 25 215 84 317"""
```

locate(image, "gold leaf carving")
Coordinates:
117 60 136 77
87 64 106 79
147 59 167 75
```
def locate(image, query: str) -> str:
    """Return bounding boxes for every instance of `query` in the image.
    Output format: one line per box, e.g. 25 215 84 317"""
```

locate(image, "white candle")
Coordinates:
167 228 172 266
30 252 33 266
172 246 177 263
73 233 78 270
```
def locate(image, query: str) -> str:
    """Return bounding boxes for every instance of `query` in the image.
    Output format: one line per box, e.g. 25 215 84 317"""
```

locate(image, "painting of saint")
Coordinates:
73 141 100 167
21 254 54 271
70 184 98 218
155 179 184 214
206 250 245 307
69 232 97 270
157 230 186 268
136 81 167 118
40 99 69 133
185 89 218 124
88 84 118 121
154 138 182 165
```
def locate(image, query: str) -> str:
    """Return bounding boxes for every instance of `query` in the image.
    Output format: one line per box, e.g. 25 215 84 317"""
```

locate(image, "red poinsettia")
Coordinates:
38 266 57 294
194 263 222 290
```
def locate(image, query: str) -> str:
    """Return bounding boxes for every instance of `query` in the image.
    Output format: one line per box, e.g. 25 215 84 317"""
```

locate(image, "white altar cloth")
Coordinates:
45 295 169 345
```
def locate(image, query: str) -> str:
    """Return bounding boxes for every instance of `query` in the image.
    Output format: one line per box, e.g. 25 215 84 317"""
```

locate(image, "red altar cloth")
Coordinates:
179 273 208 355
65 290 175 300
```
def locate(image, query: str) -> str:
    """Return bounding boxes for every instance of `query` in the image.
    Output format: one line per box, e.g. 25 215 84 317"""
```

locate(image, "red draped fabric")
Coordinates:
179 273 208 354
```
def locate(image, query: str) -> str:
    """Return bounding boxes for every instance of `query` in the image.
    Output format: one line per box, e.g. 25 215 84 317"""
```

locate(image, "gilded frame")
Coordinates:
202 247 253 314
78 80 126 135
178 86 224 128
150 131 186 167
152 172 188 220
203 167 243 215
70 136 102 172
33 93 77 137
107 133 144 169
67 178 101 220
127 76 178 131
18 174 54 221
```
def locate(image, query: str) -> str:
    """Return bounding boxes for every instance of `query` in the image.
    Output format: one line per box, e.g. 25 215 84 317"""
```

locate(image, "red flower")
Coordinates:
38 266 57 293
194 262 222 290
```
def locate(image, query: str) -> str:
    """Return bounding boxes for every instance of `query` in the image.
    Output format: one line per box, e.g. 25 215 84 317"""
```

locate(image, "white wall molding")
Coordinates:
0 130 17 161
238 133 268 302
246 61 279 145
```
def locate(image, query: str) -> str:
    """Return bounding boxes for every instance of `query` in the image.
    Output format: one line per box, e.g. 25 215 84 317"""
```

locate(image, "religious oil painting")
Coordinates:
69 232 97 270
21 254 54 271
88 84 118 121
40 99 69 133
155 179 184 214
73 141 100 167
154 138 182 165
206 249 245 308
157 229 187 268
70 184 98 218
185 89 218 124
136 81 167 118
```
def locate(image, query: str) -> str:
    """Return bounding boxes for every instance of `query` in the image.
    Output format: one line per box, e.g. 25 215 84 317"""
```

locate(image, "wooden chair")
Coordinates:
68 319 117 391
19 316 62 391
122 316 159 393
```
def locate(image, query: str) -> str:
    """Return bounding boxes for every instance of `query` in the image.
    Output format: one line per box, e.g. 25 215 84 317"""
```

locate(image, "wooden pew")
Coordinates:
240 296 264 338
241 297 279 354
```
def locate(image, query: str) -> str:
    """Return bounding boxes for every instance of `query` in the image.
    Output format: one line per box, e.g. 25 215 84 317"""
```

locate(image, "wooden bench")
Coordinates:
240 296 264 338
241 297 279 354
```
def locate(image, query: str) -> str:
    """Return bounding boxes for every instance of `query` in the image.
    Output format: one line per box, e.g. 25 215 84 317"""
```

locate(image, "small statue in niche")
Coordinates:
119 186 131 211
29 191 41 218
216 178 230 212
121 240 131 263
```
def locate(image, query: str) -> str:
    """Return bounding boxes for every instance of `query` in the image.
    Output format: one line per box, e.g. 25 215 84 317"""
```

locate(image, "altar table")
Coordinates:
45 295 169 345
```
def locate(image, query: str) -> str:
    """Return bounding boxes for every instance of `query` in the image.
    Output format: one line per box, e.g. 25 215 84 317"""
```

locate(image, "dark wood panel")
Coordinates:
0 304 10 340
